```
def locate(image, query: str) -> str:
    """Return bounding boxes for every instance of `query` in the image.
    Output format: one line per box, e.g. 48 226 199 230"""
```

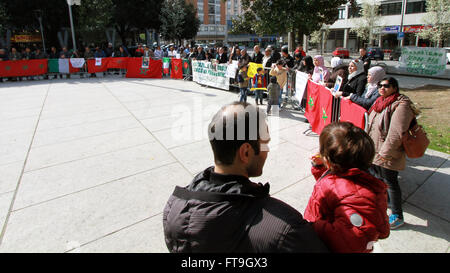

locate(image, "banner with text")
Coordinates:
397 47 447 76
192 60 229 90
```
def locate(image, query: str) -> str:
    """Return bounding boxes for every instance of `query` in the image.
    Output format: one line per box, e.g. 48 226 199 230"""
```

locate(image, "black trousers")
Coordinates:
369 165 403 219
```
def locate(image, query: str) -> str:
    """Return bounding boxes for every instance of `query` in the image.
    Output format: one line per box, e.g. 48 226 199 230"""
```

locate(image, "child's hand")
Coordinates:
310 153 324 166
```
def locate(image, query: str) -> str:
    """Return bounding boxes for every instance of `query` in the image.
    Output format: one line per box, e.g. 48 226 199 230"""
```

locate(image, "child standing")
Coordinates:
304 122 390 253
238 65 250 103
266 76 280 115
253 67 266 105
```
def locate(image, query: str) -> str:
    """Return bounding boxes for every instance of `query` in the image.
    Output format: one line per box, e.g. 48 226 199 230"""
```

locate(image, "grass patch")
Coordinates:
402 85 449 154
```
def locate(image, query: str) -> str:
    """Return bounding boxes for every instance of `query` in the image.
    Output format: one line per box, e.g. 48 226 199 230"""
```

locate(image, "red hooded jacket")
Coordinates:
304 165 390 253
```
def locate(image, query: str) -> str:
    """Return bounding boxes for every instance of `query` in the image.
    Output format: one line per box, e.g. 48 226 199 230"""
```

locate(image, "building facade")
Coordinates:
327 0 446 52
188 0 227 43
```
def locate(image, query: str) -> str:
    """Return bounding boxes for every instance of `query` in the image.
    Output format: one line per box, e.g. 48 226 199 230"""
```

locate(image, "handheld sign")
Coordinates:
333 76 343 94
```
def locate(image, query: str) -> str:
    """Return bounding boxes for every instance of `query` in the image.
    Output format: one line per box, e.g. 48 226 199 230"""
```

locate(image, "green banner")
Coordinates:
398 47 447 76
48 59 59 73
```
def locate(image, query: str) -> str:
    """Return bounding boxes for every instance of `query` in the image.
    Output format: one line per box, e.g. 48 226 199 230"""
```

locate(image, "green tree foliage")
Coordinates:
229 0 352 42
351 0 384 46
159 0 200 44
417 0 450 47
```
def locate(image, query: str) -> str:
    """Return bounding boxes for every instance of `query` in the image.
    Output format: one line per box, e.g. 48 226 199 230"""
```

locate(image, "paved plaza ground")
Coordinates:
0 76 449 253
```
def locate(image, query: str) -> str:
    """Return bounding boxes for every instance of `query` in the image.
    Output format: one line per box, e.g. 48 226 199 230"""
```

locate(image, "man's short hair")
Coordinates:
276 59 285 66
257 67 263 72
208 102 268 165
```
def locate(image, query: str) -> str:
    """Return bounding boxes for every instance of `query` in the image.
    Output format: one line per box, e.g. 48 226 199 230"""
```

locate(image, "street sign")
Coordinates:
397 32 404 40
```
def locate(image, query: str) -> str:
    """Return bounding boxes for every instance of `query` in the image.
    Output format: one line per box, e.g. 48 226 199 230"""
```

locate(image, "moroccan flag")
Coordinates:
182 59 190 75
0 59 47 77
339 98 367 130
125 57 162 78
163 57 171 75
171 58 183 79
48 59 80 73
106 57 128 69
304 81 333 134
87 58 108 73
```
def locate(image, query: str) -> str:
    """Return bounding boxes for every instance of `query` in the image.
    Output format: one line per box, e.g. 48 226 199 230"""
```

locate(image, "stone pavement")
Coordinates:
0 77 448 253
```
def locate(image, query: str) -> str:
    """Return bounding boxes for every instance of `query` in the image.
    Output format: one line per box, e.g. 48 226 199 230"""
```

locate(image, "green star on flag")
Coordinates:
5 65 11 71
308 96 314 108
22 65 29 70
139 68 149 75
322 108 328 123
39 64 44 69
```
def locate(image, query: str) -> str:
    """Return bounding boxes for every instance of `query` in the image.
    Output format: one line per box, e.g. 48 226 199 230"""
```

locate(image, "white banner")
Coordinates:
225 60 238 78
294 71 309 102
397 47 447 76
70 58 85 68
192 60 229 90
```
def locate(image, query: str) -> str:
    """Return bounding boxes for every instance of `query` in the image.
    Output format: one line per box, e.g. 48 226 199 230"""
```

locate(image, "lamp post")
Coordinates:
399 0 407 47
34 9 46 53
66 0 80 51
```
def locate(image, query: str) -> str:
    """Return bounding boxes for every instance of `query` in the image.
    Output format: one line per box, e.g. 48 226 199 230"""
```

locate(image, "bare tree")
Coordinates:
351 0 384 47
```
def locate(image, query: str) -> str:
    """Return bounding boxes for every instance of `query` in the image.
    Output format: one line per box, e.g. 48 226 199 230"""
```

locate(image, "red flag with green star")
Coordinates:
125 57 162 78
170 58 183 79
0 60 47 77
304 80 333 134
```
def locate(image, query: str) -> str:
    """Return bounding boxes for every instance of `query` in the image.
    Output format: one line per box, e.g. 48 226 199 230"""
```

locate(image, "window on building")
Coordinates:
349 5 361 18
338 8 346 19
209 15 215 24
406 1 426 14
197 2 203 13
198 14 204 24
380 2 402 16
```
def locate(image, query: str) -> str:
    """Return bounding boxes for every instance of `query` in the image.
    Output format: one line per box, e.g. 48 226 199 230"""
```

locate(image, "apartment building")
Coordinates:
327 0 446 52
187 0 227 43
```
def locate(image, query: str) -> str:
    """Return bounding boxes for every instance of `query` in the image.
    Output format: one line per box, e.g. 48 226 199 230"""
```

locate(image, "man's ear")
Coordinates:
238 143 252 164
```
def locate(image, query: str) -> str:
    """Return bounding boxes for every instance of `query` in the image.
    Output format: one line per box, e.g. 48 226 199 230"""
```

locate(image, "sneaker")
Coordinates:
389 214 405 229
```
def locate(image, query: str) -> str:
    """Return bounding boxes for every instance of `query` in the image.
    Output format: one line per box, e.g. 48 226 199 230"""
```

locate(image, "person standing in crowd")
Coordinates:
228 46 241 63
22 47 34 60
359 48 371 75
163 102 329 253
252 45 264 64
335 59 366 98
305 122 390 253
167 46 177 58
215 47 228 64
94 46 106 58
312 55 330 83
294 44 306 58
194 46 206 60
135 43 144 57
347 66 385 110
270 45 281 64
366 77 419 230
84 46 94 59
238 48 251 70
49 46 59 59
32 48 46 60
0 48 9 61
143 45 154 58
270 59 288 107
104 43 114 57
292 53 303 70
281 46 295 69
325 57 349 91
238 64 250 103
262 46 273 69
116 45 129 57
154 46 163 60
299 55 314 75
59 47 70 59
253 67 266 105
9 47 21 60
266 76 280 115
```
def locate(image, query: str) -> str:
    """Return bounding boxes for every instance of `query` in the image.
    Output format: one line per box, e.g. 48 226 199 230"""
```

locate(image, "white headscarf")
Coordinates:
347 59 364 81
365 66 386 98
331 57 343 68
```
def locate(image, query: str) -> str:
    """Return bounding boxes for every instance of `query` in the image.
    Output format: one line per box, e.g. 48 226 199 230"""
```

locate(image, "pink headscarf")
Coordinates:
312 55 330 83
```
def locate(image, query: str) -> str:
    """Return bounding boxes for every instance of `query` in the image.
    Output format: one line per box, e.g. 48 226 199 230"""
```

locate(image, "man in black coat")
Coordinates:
215 47 228 64
281 46 295 69
359 48 371 75
252 45 264 64
163 102 329 253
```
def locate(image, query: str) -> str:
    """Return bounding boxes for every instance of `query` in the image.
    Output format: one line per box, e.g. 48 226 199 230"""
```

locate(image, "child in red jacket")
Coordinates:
304 122 390 253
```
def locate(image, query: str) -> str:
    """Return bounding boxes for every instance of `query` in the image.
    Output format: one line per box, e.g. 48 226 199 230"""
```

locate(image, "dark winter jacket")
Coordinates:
163 167 329 253
350 86 380 110
252 51 264 64
304 165 390 253
342 73 367 97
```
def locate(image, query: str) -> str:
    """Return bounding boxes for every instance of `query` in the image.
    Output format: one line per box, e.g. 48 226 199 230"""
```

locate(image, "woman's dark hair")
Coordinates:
294 53 302 59
276 59 285 66
380 77 399 93
270 76 277 83
319 122 375 173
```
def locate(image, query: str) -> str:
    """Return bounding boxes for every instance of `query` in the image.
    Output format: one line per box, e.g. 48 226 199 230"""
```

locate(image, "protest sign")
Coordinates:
294 71 308 102
192 60 229 90
397 47 447 76
225 60 238 78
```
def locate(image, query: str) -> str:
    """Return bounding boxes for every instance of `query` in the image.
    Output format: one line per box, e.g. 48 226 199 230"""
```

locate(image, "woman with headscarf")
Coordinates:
345 66 386 110
335 59 366 98
312 55 330 83
366 77 419 230
326 57 349 91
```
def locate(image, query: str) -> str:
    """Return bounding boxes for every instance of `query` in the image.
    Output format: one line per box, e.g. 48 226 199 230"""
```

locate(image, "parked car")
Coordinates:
332 47 350 58
389 47 402 61
445 47 450 64
367 47 384 60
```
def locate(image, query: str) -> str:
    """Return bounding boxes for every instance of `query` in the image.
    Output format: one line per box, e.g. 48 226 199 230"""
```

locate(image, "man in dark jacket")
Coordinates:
163 102 329 253
281 46 295 69
359 48 371 75
215 47 228 64
238 48 251 70
252 45 264 64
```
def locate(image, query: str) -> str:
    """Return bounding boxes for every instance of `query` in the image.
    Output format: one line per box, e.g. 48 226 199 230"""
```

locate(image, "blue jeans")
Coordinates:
255 90 263 104
369 165 403 219
239 88 248 102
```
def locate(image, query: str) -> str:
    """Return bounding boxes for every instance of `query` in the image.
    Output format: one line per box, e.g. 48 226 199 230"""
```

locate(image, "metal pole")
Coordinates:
68 2 77 51
399 0 406 47
38 16 46 52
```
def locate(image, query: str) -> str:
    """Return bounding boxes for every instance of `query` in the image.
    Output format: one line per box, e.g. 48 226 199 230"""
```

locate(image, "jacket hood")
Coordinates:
335 168 387 194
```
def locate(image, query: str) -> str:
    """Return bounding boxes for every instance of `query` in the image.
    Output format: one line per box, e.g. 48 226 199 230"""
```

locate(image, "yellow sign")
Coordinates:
11 35 42 43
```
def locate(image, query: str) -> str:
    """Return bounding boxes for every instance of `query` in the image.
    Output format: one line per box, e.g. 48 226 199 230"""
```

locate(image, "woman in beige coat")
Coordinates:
366 77 419 230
